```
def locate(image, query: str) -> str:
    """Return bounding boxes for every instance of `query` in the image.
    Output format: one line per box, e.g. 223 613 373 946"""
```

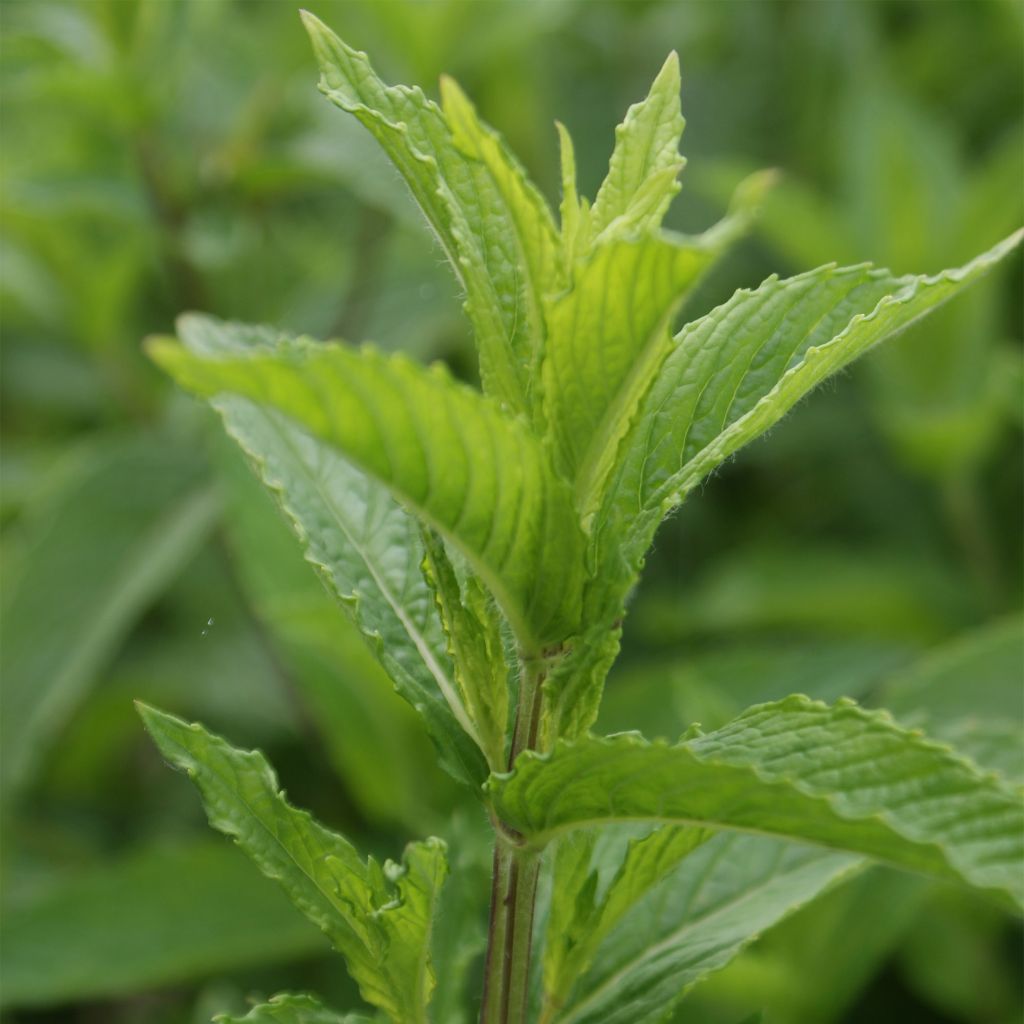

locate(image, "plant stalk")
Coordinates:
479 656 548 1024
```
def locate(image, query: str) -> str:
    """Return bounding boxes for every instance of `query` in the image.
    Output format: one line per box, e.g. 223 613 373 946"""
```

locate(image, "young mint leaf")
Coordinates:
178 314 486 787
543 177 770 517
215 993 371 1023
555 121 586 264
592 229 1024 606
542 826 709 1020
588 52 685 241
545 833 859 1024
489 696 1024 907
147 328 586 653
420 528 510 770
137 703 446 1024
301 12 540 414
440 74 563 406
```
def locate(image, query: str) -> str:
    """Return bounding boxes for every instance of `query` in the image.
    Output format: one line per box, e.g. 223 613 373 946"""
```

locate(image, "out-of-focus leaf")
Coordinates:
0 437 217 806
599 639 913 739
876 616 1024 783
216 993 371 1024
899 885 1023 1023
0 841 326 1009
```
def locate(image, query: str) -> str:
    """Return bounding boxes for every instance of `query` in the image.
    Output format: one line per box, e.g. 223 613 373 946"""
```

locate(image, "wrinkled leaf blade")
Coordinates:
151 318 585 651
490 696 1024 906
138 704 446 1024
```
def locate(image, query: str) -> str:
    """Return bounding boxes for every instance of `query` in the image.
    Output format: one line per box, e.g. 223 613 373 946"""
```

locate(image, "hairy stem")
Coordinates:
480 657 548 1024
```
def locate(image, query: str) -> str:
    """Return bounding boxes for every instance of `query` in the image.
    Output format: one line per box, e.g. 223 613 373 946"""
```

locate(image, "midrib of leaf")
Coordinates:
556 841 862 1024
572 301 676 524
654 233 1024 509
490 697 1024 905
216 398 483 755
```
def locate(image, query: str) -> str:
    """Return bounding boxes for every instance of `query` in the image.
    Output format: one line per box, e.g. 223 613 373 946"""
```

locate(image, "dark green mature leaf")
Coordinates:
184 314 485 787
216 993 371 1024
138 705 447 1024
592 229 1024 593
149 322 586 652
0 842 325 1009
0 438 217 806
302 12 540 414
546 833 860 1024
214 426 453 818
490 696 1024 906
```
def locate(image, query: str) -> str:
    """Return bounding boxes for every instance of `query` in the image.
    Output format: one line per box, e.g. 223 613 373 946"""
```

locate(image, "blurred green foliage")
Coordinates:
1 1 1021 1021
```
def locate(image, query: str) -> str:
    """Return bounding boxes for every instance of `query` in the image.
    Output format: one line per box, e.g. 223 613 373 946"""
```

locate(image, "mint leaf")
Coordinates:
421 528 510 770
878 616 1024 784
148 325 586 652
440 73 563 408
546 833 859 1024
216 993 371 1023
490 696 1024 906
588 52 685 241
593 229 1024 596
542 826 709 1019
137 704 446 1024
179 314 486 786
302 12 540 413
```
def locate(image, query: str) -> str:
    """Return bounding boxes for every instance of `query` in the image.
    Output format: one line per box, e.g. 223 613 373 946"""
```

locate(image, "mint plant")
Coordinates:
139 13 1024 1024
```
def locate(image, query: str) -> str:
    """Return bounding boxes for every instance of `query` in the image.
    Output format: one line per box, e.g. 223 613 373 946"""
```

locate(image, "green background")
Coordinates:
1 1 1021 1021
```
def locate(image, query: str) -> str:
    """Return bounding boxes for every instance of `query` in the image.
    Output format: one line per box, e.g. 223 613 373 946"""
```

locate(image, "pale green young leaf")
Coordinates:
546 833 859 1024
216 993 372 1023
543 171 772 517
440 74 563 397
148 326 586 652
302 12 538 413
420 528 510 771
490 696 1024 906
180 314 485 787
556 121 586 263
542 826 709 1020
589 52 685 240
593 229 1024 591
137 704 446 1024
542 233 718 502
